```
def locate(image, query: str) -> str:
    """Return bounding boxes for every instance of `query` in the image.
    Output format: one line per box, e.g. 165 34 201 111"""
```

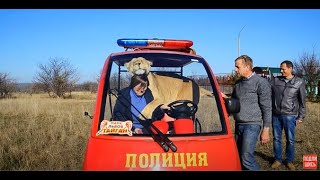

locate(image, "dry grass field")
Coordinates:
255 101 320 171
0 92 95 170
0 92 319 171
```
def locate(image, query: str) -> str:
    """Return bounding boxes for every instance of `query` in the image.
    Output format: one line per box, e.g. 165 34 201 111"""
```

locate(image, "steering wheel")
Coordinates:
165 100 198 119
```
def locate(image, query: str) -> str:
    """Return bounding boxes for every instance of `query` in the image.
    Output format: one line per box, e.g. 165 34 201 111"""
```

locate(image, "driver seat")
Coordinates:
173 118 194 134
161 113 194 134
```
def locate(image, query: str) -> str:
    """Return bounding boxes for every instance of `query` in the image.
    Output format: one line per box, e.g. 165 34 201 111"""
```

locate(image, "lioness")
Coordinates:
124 57 213 119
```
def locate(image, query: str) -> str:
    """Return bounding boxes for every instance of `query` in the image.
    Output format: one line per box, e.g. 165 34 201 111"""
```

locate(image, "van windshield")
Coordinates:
98 52 228 137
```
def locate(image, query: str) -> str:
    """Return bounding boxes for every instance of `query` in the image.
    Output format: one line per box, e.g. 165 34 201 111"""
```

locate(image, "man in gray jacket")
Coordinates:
223 55 271 170
270 60 306 170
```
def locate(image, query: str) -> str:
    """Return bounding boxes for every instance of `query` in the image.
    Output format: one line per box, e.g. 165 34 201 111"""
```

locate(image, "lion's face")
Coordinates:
124 57 153 76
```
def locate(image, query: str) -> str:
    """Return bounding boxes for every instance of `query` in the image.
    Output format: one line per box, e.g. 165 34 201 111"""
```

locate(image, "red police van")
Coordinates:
83 38 241 171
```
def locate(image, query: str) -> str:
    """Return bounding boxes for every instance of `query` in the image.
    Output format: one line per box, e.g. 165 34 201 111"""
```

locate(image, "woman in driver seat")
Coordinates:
113 74 170 134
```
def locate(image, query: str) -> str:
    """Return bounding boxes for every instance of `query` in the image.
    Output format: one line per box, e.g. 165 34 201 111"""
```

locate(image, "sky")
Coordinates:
1 9 320 83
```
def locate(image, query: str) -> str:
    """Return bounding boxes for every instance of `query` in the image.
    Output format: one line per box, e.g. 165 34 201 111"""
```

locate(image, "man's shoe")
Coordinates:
286 163 296 170
271 160 282 169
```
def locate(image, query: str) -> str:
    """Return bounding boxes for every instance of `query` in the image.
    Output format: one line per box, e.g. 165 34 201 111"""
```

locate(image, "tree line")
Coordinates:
1 51 320 101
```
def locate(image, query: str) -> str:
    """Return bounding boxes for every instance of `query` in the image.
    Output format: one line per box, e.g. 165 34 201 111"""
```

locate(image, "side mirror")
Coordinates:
84 111 93 119
224 98 240 114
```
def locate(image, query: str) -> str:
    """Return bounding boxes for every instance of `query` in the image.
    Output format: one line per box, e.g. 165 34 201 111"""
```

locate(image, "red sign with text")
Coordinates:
303 154 317 170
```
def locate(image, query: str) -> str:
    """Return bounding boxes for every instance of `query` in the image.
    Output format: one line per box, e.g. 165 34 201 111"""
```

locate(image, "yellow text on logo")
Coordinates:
125 152 208 169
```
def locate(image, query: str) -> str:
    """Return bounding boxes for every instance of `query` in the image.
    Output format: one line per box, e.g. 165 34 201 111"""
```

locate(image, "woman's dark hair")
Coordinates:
130 74 149 88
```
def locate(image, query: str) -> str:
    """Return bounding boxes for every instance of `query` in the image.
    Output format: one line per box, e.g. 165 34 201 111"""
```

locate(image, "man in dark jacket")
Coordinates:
270 60 306 170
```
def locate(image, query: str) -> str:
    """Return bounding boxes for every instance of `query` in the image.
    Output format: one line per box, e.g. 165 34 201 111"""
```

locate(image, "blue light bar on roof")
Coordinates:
117 38 193 49
117 39 149 47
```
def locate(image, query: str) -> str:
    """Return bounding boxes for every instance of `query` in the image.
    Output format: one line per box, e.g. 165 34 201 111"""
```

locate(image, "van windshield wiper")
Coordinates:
109 89 177 152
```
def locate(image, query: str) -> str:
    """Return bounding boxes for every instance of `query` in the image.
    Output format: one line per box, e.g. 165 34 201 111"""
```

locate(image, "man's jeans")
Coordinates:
272 115 297 163
235 124 261 171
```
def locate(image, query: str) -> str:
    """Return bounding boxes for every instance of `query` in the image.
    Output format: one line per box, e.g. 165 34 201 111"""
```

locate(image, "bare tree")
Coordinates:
109 72 118 90
294 47 320 100
96 69 102 84
77 81 98 93
33 57 79 98
0 72 16 98
109 72 130 90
